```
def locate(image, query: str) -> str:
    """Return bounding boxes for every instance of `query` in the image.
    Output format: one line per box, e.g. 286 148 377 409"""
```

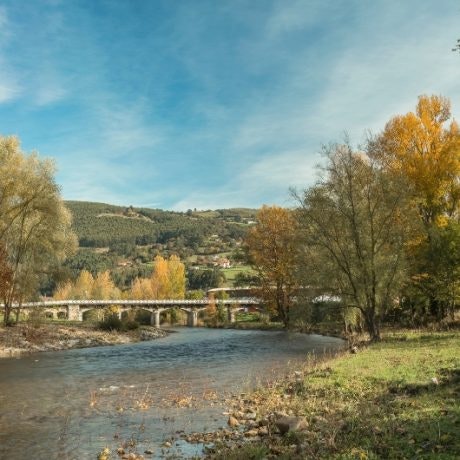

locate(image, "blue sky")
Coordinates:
1 0 459 210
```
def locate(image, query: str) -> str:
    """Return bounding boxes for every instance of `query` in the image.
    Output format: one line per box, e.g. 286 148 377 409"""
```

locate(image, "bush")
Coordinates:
123 319 140 331
98 314 123 331
98 314 139 331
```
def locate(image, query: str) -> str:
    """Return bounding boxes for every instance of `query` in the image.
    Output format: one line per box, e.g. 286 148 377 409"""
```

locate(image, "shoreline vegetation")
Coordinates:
0 322 168 358
192 327 460 459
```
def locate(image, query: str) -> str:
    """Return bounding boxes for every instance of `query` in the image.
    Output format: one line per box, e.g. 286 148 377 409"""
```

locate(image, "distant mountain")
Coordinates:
61 201 257 291
65 201 257 249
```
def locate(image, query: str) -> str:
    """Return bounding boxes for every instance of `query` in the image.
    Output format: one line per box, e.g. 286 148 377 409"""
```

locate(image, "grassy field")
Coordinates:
222 265 255 285
208 329 460 459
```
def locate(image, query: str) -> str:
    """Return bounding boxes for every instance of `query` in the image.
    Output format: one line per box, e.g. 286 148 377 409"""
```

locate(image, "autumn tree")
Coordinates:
296 143 416 341
166 255 186 299
371 95 460 226
130 277 153 300
245 205 299 328
151 255 170 299
0 136 77 325
92 271 120 299
72 270 94 299
130 255 185 300
371 95 460 321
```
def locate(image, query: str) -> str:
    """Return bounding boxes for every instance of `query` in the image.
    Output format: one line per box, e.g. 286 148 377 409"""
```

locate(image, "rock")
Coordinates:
117 447 125 455
258 418 269 427
144 449 154 455
258 426 269 436
97 447 110 460
275 416 308 435
244 429 259 437
244 411 257 420
228 416 239 427
163 441 172 448
350 346 358 354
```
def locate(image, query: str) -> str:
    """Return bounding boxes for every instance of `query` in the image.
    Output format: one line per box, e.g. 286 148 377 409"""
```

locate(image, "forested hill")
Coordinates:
65 201 257 249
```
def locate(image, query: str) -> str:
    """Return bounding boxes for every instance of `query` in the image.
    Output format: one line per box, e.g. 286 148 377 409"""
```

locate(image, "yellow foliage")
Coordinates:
377 94 460 225
53 281 72 300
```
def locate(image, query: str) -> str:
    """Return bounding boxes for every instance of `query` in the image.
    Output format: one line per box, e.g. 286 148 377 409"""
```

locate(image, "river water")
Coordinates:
0 328 344 459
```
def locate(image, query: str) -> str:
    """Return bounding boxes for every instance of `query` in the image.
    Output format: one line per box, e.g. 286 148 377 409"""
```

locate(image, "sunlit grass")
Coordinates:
207 329 460 459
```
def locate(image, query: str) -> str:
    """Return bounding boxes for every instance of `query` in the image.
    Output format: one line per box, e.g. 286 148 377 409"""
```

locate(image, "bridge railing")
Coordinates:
4 298 260 309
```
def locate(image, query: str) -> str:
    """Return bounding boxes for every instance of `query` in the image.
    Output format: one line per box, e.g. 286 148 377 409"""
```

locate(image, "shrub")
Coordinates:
98 314 122 331
123 319 139 331
98 314 140 331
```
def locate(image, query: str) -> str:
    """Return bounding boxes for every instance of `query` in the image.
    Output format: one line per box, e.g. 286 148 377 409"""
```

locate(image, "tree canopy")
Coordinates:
245 205 299 327
0 136 77 324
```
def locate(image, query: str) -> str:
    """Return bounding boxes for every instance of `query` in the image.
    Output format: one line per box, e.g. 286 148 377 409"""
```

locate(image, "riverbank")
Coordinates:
0 323 168 358
178 328 460 459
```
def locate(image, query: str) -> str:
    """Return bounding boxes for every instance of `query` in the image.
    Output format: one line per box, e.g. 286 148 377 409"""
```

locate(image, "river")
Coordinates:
0 327 344 459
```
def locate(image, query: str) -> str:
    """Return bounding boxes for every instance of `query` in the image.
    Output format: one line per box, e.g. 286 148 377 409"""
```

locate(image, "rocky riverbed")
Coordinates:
0 323 168 358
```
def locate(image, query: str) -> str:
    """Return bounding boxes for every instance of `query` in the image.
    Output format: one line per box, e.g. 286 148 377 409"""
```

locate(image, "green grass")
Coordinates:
208 329 460 459
222 265 255 285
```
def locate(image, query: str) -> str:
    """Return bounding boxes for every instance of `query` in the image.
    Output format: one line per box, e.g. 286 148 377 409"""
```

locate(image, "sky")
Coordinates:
0 0 459 211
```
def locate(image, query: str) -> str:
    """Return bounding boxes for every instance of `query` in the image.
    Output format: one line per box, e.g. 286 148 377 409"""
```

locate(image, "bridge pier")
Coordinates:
227 307 236 324
67 304 82 321
150 309 161 327
187 309 198 327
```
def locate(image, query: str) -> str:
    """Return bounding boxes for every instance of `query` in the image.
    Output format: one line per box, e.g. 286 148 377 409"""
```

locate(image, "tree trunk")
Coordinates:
3 301 12 326
363 309 380 341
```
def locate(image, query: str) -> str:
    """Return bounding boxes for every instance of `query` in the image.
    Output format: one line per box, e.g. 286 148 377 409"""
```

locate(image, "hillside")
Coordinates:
62 201 257 291
66 201 256 248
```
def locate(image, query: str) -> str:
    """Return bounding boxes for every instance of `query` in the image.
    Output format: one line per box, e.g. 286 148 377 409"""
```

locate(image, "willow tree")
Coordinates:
0 136 77 325
245 205 299 328
296 143 416 340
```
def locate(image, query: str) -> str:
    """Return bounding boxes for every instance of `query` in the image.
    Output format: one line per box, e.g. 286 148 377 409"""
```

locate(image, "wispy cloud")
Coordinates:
1 0 460 210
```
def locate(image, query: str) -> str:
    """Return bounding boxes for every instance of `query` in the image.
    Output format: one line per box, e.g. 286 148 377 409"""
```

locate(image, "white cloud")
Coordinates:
0 79 20 103
265 0 327 38
35 84 67 106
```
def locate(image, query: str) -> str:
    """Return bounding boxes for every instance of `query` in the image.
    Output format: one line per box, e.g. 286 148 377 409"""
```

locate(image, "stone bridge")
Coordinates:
12 298 260 327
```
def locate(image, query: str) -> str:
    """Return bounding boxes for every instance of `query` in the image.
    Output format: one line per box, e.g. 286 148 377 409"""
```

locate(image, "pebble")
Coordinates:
227 416 239 427
258 426 269 436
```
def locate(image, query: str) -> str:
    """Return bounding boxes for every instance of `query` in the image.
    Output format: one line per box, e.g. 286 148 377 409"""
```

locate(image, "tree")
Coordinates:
371 95 460 321
296 142 416 340
371 95 460 226
72 270 94 299
0 244 13 322
151 255 169 299
402 221 460 323
245 205 299 328
130 277 153 300
0 136 77 325
130 255 185 300
166 255 185 299
92 271 120 299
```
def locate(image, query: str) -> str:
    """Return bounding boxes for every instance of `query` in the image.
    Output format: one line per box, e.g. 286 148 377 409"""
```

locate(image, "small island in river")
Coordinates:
0 323 168 358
